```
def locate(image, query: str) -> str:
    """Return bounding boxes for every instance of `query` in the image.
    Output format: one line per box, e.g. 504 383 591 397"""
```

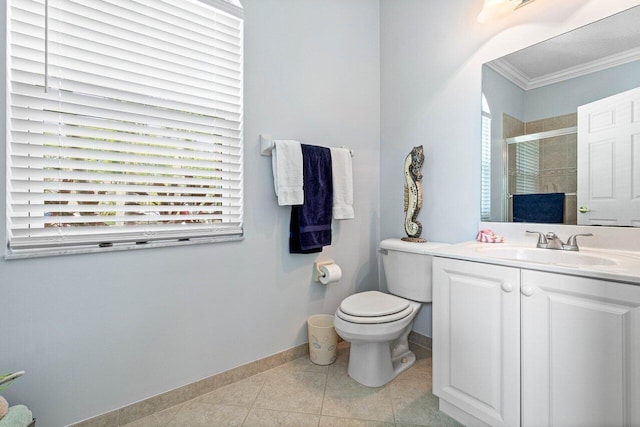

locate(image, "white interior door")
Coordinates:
577 86 640 225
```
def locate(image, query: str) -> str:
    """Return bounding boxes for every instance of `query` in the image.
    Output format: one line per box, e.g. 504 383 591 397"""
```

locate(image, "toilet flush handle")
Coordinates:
379 249 389 255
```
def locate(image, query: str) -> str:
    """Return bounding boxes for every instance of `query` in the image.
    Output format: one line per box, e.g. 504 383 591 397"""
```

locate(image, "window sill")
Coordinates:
5 235 244 260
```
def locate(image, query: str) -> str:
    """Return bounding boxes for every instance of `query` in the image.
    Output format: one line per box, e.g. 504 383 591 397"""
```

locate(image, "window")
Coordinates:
6 0 244 256
480 94 491 221
514 141 540 194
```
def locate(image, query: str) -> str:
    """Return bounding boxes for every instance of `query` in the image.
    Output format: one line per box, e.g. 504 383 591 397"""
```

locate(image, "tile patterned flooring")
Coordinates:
122 342 463 427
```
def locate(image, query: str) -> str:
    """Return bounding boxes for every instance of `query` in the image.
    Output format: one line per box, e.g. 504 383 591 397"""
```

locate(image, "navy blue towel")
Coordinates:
513 193 565 224
290 144 333 254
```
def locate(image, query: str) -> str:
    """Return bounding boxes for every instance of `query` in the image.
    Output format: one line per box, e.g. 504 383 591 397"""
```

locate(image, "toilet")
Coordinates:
333 238 447 387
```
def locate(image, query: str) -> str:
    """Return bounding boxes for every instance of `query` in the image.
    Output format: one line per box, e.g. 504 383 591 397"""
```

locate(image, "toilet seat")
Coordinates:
337 291 413 324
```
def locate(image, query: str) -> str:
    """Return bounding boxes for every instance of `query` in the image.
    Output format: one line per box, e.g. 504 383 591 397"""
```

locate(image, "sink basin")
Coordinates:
475 246 618 266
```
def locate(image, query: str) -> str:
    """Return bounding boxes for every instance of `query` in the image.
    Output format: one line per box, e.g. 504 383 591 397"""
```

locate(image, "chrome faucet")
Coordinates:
526 230 548 249
563 233 594 251
545 232 565 250
526 231 593 251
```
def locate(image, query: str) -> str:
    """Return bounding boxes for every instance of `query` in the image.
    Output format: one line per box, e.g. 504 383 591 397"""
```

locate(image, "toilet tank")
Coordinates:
380 238 449 302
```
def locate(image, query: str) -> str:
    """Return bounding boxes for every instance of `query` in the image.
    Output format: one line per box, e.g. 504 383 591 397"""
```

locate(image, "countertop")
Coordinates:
425 241 640 285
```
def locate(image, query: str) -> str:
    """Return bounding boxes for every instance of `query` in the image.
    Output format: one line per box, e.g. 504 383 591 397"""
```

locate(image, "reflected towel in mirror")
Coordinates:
513 193 565 224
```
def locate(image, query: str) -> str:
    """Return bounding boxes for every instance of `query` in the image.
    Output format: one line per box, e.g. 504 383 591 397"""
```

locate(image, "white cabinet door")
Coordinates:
521 270 640 427
577 85 640 226
433 258 520 427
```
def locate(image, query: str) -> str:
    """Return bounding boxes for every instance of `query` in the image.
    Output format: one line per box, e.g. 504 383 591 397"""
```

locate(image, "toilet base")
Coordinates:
392 348 416 378
347 326 417 387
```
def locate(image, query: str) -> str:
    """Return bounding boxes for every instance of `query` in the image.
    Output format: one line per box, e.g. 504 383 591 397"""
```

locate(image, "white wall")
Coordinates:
524 59 640 121
380 0 640 337
0 1 380 425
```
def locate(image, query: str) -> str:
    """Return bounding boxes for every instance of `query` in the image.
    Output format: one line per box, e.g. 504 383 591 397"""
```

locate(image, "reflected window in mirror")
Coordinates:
481 94 492 221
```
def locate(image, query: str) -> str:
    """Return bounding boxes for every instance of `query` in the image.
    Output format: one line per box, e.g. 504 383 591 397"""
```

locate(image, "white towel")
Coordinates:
330 147 354 219
272 140 304 206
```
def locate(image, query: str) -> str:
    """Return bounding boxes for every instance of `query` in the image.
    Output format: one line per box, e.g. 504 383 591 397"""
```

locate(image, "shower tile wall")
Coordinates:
504 113 578 225
504 113 525 139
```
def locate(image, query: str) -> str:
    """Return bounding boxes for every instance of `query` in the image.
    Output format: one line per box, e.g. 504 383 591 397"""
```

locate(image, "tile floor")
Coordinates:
122 342 463 427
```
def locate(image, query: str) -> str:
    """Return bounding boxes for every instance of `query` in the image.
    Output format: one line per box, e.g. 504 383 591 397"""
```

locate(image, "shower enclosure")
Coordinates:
503 114 577 224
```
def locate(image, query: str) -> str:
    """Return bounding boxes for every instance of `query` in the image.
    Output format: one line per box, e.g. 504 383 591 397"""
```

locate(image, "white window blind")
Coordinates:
7 0 244 254
514 141 540 194
480 94 492 221
480 111 491 221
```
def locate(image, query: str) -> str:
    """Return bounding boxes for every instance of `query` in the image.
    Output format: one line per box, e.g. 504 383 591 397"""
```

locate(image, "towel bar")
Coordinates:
507 192 576 199
260 134 354 157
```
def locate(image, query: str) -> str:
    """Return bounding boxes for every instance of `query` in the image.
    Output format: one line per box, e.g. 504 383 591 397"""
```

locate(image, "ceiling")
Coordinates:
488 5 640 89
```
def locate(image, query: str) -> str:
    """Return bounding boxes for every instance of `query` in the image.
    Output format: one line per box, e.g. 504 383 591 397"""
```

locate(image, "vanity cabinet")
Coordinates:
433 257 640 427
520 270 640 427
432 258 520 427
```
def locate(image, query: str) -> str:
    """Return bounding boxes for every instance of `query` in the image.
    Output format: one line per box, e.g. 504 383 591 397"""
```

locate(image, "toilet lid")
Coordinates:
336 304 413 324
340 291 410 317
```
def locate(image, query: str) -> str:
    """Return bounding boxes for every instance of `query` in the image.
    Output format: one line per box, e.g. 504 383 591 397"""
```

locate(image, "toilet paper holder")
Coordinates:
314 259 335 282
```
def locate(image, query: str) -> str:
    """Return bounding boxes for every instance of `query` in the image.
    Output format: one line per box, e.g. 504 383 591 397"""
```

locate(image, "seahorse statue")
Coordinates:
402 146 426 243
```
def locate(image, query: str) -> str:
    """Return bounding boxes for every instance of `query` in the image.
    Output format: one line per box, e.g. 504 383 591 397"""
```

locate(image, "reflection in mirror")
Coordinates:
481 5 640 226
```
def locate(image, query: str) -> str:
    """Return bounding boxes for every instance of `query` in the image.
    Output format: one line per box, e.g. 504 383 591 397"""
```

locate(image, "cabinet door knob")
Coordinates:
502 282 514 293
521 286 534 297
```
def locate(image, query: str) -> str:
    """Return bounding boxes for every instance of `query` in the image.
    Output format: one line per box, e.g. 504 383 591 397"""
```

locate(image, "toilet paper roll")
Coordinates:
319 264 342 285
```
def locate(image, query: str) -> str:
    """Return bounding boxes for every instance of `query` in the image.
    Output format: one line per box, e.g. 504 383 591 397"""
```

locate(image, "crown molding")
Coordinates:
488 46 640 91
486 59 531 90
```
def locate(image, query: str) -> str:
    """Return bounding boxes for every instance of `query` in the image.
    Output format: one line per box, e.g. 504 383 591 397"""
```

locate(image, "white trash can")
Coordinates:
307 314 338 365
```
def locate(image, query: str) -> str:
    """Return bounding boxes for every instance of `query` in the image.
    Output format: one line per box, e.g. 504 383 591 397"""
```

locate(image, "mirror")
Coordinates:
481 5 640 226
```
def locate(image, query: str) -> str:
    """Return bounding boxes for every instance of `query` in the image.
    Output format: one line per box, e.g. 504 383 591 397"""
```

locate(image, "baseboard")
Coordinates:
408 330 432 349
439 399 491 427
71 343 308 427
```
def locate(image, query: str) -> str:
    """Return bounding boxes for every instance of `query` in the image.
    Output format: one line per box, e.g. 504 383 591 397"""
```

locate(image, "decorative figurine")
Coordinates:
402 146 426 243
